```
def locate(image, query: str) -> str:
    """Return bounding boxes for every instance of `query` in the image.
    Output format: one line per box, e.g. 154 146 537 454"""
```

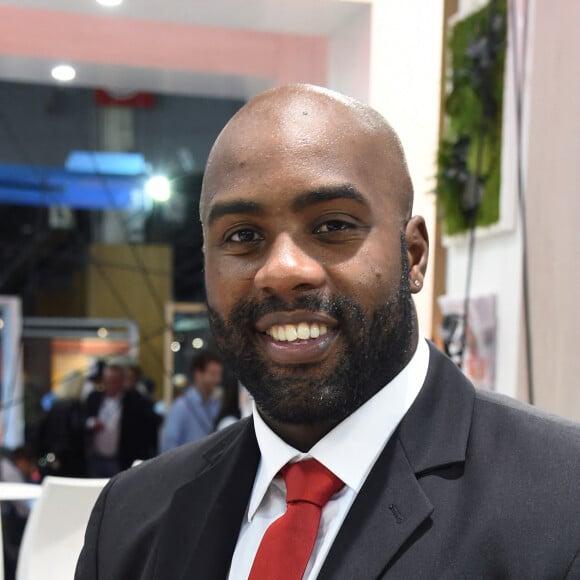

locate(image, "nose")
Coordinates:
254 233 326 297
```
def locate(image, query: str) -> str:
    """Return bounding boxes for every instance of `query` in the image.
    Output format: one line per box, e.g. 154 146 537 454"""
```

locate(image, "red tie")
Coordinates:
248 459 344 580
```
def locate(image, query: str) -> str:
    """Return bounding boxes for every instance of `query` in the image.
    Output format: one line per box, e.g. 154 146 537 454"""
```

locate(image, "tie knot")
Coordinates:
281 459 344 508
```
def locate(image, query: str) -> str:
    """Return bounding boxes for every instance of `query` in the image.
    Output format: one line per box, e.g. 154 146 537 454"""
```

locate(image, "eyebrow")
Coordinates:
291 185 369 212
206 200 266 226
205 184 369 226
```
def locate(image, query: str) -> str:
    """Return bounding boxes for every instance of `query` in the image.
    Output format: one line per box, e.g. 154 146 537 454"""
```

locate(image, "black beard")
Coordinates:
207 239 416 426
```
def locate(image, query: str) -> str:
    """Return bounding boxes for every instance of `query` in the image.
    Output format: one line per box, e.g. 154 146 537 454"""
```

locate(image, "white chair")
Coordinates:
15 477 108 580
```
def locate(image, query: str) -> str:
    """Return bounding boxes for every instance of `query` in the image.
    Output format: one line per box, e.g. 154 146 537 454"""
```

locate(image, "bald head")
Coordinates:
200 84 413 224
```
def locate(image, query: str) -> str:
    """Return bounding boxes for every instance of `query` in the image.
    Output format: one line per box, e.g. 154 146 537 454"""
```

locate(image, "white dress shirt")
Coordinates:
228 338 430 579
94 394 122 457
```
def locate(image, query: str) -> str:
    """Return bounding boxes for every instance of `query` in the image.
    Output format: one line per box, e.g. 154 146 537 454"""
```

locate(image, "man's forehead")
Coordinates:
201 85 413 219
222 93 367 158
207 98 370 180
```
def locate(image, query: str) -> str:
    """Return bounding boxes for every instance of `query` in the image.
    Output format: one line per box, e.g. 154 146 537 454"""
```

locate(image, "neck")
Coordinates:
260 413 339 452
195 385 210 401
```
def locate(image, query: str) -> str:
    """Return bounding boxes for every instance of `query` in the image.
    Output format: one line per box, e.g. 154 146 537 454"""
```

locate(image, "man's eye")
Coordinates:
227 229 262 243
315 220 353 234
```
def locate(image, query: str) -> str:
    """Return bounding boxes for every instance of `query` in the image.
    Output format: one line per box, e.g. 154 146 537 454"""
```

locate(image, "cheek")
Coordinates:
204 260 227 310
331 246 402 307
204 256 255 311
330 263 386 307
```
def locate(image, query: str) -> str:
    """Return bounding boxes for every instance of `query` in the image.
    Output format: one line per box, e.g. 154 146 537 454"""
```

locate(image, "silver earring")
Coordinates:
413 280 421 287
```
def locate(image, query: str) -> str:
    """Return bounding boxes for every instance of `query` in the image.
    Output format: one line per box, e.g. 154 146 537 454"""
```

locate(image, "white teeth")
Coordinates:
297 322 310 340
285 325 298 342
266 322 329 342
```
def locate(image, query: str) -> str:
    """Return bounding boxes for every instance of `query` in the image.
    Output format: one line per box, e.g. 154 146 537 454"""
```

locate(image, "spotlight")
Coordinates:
96 0 123 6
145 175 171 202
51 65 76 82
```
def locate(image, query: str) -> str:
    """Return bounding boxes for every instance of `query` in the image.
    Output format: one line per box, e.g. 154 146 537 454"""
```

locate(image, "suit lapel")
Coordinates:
320 344 475 579
152 419 260 580
318 437 433 580
397 343 475 476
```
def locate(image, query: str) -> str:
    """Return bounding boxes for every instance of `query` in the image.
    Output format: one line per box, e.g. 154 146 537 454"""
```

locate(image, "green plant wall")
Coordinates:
436 0 507 235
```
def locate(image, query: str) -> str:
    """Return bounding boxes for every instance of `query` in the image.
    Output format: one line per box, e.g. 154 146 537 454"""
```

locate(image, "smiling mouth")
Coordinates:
258 323 337 366
254 310 339 364
264 321 328 342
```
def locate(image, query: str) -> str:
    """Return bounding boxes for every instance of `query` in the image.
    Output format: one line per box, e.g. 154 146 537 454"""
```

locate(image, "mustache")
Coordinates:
215 294 365 327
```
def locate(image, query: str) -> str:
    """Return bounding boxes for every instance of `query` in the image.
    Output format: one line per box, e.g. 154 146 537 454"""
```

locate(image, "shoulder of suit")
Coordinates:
474 388 580 435
90 418 254 532
427 344 580 443
107 417 253 494
471 387 580 470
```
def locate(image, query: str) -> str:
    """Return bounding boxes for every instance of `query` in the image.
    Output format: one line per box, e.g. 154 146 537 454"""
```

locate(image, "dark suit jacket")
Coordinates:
76 345 580 579
85 389 160 470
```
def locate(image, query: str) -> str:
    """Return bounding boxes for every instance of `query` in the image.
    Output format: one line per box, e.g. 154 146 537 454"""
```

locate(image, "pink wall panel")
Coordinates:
0 6 327 85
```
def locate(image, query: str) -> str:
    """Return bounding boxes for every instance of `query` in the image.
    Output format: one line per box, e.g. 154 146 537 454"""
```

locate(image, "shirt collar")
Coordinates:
248 337 430 521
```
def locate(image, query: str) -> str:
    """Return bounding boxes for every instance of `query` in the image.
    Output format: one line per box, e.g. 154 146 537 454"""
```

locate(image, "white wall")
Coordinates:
367 0 446 338
328 5 371 104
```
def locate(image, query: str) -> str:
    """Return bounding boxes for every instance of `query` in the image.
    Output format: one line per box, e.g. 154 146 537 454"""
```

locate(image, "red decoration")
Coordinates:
94 89 156 108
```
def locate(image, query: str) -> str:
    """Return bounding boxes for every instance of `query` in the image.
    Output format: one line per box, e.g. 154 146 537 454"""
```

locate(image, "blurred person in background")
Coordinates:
22 371 46 447
80 359 106 401
160 352 223 452
84 364 160 477
214 375 242 431
35 370 86 477
153 373 187 418
214 378 254 431
124 364 154 399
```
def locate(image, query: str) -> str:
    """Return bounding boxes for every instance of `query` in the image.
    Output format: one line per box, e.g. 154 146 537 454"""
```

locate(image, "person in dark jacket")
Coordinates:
84 364 159 477
76 84 580 579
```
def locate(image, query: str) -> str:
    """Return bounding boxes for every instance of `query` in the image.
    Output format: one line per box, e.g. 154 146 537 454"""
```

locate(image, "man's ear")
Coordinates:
405 216 429 294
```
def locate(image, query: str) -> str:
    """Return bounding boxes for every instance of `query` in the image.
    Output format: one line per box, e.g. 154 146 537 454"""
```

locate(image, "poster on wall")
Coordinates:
438 294 497 391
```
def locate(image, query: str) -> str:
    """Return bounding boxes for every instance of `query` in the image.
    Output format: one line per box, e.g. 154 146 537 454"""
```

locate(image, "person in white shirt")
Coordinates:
77 85 580 580
84 364 159 477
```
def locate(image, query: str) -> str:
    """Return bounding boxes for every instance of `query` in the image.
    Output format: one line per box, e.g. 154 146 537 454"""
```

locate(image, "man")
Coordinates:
34 369 86 477
76 85 580 579
160 352 223 451
84 364 159 477
124 363 153 398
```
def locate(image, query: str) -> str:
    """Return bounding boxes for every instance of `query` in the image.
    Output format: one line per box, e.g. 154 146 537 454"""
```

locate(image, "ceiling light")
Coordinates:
96 0 123 6
144 175 171 202
51 65 76 82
